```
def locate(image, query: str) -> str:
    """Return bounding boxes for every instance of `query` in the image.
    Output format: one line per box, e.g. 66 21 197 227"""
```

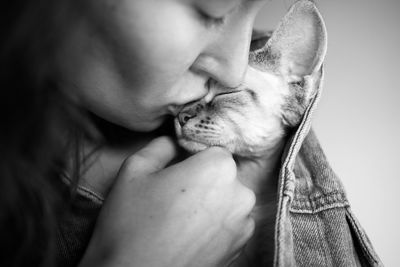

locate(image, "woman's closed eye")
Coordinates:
197 9 226 27
193 0 240 27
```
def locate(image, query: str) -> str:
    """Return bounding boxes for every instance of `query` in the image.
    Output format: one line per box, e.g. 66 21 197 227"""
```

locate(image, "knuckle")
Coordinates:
236 187 256 214
243 188 256 210
155 135 173 145
244 217 256 239
234 217 255 249
200 147 237 181
124 153 143 167
206 146 233 162
222 156 237 172
217 155 237 178
122 153 148 173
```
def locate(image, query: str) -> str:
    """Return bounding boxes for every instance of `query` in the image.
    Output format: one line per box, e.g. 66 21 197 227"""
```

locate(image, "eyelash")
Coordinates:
197 10 225 26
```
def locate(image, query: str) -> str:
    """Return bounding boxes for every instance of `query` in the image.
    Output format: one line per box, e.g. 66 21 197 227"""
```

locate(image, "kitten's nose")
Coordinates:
178 112 196 127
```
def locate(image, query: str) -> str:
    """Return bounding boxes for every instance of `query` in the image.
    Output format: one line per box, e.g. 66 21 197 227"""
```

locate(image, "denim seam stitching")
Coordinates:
291 190 349 208
75 185 105 204
61 173 105 204
290 202 349 214
291 194 349 213
294 191 347 202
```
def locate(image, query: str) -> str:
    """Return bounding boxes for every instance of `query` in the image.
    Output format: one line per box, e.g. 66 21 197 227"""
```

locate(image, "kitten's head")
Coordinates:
175 0 327 157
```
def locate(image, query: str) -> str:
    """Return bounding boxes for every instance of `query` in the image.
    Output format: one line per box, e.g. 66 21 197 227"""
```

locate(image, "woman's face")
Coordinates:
58 0 267 131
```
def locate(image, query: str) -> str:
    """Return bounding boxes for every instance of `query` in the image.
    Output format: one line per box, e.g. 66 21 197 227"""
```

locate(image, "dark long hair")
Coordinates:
0 2 90 266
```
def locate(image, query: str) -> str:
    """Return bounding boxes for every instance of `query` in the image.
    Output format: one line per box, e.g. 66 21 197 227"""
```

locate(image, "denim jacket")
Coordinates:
56 72 383 267
273 69 383 266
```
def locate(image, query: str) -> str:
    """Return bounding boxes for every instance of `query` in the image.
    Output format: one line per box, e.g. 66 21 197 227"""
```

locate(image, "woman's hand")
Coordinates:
79 136 256 267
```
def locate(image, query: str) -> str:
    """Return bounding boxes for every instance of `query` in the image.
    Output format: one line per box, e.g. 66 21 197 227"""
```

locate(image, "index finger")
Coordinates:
121 136 178 179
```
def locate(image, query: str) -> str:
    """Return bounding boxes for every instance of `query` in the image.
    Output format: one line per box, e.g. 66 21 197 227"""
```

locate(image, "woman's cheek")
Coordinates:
89 0 210 82
127 23 207 103
135 14 205 72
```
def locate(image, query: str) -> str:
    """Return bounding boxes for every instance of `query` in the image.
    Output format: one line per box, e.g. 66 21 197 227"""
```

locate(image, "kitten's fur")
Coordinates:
175 1 327 265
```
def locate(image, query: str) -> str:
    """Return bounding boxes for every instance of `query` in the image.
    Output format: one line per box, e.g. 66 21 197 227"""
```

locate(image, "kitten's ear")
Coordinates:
250 0 327 82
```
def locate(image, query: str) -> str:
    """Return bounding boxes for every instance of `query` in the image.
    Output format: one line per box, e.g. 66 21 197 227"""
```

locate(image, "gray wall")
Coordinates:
255 1 400 266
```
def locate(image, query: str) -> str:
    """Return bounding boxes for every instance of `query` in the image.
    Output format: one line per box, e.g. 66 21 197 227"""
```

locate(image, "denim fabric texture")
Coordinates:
55 69 383 267
56 179 103 267
273 67 383 267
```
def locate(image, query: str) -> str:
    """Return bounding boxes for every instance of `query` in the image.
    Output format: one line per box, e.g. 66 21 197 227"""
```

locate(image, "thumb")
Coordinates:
120 136 178 179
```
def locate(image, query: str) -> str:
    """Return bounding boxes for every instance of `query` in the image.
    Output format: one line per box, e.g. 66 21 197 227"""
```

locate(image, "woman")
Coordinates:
0 0 382 266
1 1 265 266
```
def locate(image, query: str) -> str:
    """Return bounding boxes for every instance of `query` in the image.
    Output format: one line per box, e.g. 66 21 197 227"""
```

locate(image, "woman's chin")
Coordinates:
124 116 168 132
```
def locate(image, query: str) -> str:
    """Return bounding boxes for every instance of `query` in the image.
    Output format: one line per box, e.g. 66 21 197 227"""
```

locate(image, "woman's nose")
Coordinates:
193 23 253 88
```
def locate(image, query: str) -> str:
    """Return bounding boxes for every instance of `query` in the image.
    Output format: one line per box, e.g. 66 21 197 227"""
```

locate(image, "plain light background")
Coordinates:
255 0 400 266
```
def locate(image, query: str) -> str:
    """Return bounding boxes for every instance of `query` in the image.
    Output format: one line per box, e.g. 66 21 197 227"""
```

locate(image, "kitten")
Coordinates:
174 0 327 265
175 1 327 158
